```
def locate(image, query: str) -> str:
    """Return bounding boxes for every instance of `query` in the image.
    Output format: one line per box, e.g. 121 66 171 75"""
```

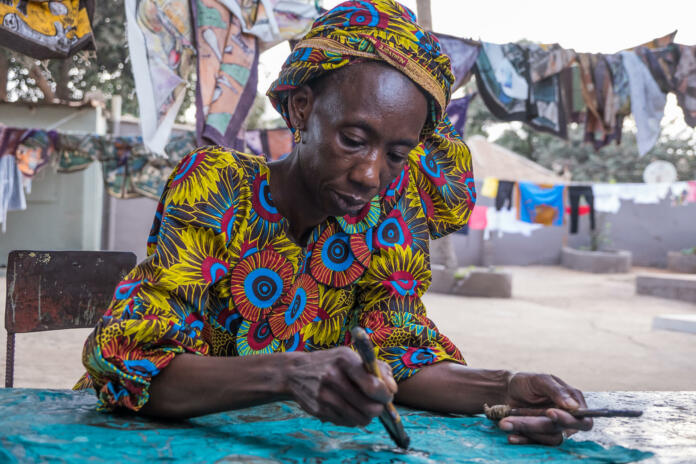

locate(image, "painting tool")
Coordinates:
484 404 643 420
350 327 410 449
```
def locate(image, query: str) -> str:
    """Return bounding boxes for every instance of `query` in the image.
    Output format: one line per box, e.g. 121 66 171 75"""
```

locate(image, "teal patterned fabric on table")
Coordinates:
0 390 652 463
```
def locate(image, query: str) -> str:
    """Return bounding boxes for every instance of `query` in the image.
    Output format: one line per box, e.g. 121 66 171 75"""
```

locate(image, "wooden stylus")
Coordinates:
350 327 410 449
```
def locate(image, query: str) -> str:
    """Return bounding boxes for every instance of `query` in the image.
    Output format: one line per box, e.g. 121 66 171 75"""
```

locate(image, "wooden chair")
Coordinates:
4 250 136 388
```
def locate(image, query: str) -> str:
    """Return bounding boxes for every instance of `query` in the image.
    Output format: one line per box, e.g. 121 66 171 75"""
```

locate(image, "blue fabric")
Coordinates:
0 389 652 463
518 182 565 226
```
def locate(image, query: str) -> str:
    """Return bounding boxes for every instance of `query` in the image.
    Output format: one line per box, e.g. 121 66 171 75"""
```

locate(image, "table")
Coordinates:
0 389 692 463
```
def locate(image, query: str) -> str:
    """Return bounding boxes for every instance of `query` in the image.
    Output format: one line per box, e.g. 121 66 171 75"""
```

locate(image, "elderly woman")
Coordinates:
78 0 592 446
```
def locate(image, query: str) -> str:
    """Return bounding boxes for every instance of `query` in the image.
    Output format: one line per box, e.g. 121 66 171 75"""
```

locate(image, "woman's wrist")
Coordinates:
495 369 515 405
276 351 307 402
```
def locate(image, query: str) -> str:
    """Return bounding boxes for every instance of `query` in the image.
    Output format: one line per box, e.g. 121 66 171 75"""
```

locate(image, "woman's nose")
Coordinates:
348 152 383 192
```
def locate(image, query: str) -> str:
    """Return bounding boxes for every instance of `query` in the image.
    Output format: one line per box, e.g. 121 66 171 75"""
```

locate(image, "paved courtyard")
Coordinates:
1 266 695 391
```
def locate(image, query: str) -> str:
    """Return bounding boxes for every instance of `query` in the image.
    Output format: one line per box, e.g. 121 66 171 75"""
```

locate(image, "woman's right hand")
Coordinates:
285 346 397 427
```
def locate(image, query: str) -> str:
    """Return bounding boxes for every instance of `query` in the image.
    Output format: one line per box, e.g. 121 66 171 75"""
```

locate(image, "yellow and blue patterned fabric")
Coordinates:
78 0 476 412
267 0 454 136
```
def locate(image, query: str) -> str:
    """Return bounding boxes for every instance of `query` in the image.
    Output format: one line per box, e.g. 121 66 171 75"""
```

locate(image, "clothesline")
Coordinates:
2 122 694 236
460 177 696 238
478 176 696 187
470 177 696 235
441 29 695 157
1 2 694 161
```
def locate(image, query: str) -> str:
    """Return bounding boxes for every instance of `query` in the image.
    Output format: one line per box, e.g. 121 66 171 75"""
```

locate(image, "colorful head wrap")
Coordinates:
267 0 455 136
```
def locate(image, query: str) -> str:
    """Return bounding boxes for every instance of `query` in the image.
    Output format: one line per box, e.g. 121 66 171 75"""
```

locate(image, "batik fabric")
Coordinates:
475 42 569 138
244 128 294 161
673 45 696 127
436 34 480 91
0 0 95 59
267 0 456 137
125 0 195 154
192 0 259 150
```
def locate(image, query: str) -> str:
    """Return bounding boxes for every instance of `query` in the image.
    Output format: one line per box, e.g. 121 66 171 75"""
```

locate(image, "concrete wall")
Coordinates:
0 103 105 266
450 192 696 269
568 199 696 268
104 165 695 269
106 197 157 263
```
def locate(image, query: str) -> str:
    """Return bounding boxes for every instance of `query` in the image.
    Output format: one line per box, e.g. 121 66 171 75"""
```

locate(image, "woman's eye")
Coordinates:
340 133 363 148
388 152 407 163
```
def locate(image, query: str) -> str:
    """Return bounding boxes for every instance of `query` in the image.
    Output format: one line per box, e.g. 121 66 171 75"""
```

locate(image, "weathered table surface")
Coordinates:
0 389 693 463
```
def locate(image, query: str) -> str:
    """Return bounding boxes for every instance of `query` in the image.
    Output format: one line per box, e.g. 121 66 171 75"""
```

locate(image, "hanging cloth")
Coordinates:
475 42 569 138
567 185 596 234
517 182 564 226
0 0 95 59
437 34 480 91
0 154 27 233
125 0 196 154
620 51 666 156
673 44 696 127
495 180 515 211
446 93 477 137
192 0 260 150
480 177 499 199
577 53 623 150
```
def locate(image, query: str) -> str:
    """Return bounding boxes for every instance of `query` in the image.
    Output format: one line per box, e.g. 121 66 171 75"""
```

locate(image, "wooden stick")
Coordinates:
484 404 643 421
351 327 410 449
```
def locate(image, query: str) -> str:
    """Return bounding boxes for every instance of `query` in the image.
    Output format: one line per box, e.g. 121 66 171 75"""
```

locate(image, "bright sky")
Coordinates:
257 0 696 136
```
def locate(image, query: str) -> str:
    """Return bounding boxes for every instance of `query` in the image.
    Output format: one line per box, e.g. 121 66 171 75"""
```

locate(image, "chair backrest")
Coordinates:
5 250 137 387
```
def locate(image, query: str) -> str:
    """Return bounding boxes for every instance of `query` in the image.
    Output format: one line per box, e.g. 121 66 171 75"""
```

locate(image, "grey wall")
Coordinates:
568 199 696 268
450 194 696 269
104 174 696 269
0 104 105 266
107 197 157 263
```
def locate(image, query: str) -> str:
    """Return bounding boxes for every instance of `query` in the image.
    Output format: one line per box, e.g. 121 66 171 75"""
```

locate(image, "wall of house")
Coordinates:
447 193 696 269
0 103 105 266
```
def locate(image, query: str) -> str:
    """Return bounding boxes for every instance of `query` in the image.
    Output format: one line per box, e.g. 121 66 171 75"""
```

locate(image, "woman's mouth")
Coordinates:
330 190 368 215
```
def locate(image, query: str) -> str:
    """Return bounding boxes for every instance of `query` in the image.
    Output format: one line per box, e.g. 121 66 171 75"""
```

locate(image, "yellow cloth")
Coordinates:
481 177 499 198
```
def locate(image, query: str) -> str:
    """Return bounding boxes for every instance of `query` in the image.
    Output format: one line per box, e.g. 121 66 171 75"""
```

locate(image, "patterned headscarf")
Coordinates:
267 0 455 136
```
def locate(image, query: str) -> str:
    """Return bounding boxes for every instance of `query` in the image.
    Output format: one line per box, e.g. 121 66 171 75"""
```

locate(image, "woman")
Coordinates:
78 0 592 446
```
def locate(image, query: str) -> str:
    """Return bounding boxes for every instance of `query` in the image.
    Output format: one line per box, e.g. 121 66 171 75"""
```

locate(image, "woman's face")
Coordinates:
289 62 429 217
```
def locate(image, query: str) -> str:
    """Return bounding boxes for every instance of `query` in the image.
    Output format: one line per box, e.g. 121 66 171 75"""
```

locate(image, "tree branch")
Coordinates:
0 52 8 101
55 58 71 101
19 56 55 101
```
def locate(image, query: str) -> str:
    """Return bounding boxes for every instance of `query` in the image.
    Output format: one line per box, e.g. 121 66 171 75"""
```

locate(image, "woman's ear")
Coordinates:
287 85 315 131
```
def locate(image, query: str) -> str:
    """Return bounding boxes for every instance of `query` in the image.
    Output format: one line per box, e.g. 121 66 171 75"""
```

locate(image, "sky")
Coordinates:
256 0 696 136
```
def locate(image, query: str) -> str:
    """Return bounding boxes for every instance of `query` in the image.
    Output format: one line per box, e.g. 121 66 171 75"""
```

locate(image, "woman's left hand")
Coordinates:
499 372 594 445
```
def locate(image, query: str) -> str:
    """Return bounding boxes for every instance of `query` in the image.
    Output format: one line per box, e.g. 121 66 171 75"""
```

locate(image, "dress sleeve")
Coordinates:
409 115 476 239
80 147 244 411
354 243 466 382
352 117 473 381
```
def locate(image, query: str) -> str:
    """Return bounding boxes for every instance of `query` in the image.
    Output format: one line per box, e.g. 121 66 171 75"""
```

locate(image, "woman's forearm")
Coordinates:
394 362 511 414
140 352 297 419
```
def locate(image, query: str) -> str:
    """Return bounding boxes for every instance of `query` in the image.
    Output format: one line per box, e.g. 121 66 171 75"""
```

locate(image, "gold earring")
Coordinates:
294 130 301 144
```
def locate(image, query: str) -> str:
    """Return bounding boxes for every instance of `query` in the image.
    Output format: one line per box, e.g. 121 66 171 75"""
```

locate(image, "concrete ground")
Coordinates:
1 266 695 391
